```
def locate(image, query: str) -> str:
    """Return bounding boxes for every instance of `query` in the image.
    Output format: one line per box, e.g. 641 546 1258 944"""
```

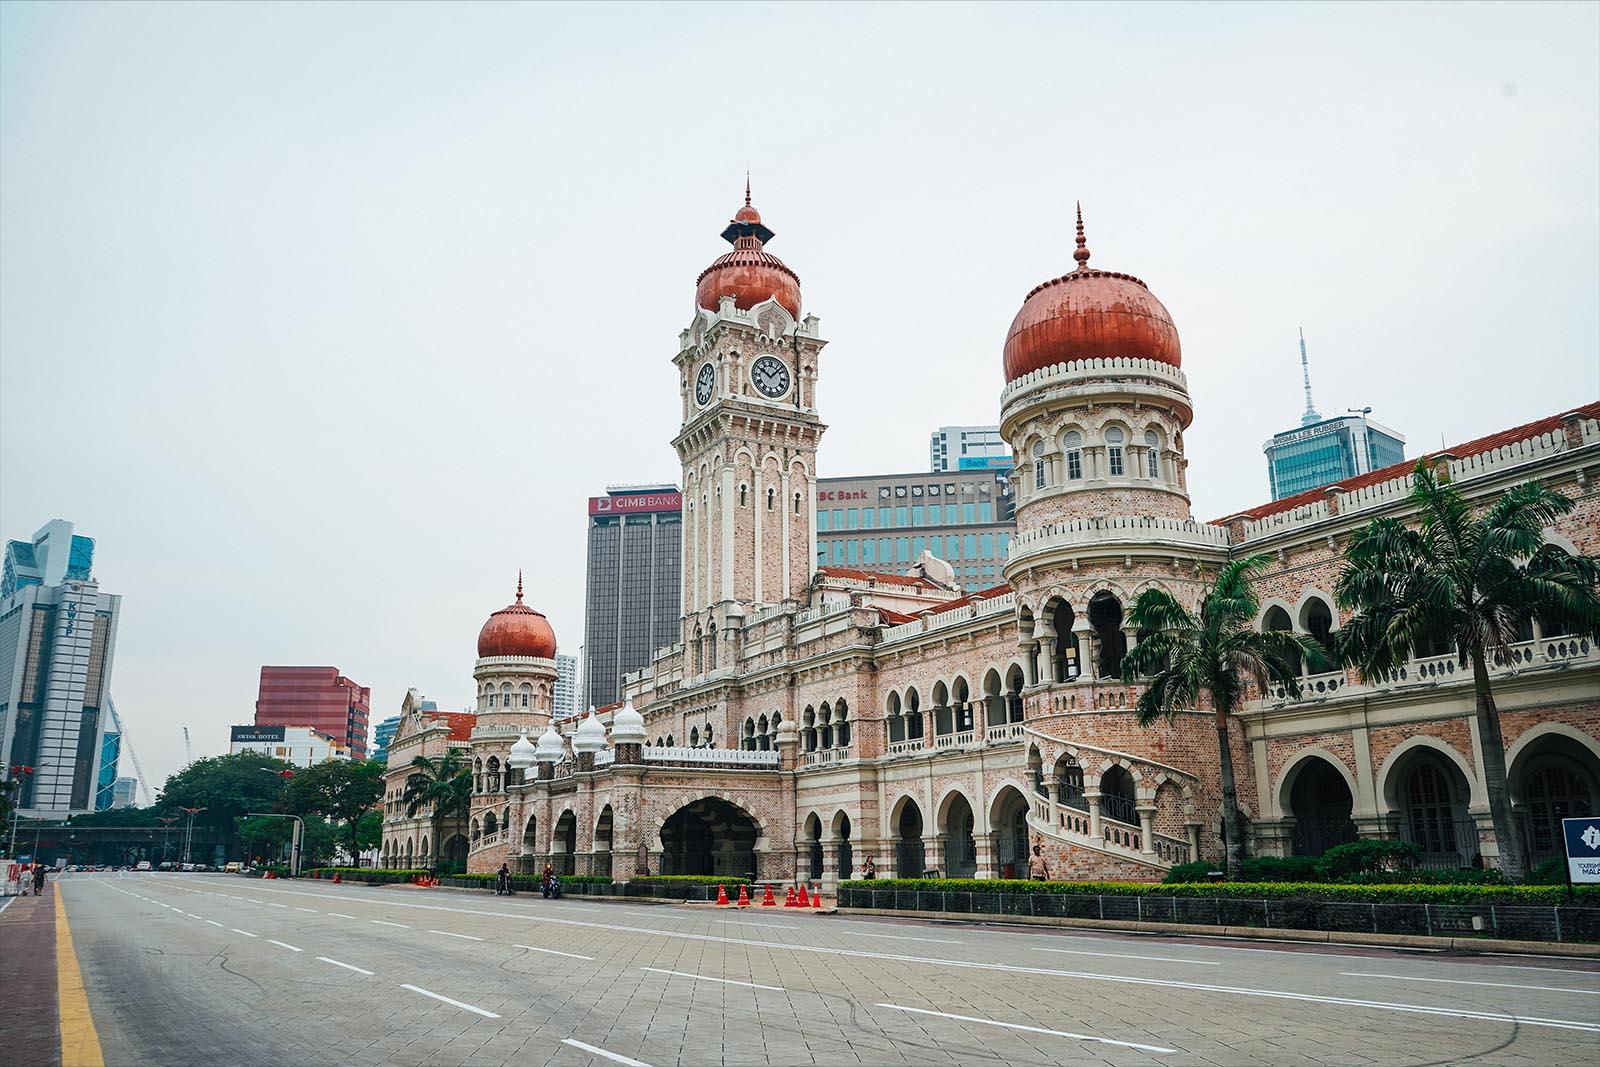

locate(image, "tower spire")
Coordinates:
745 171 751 207
1299 327 1321 426
516 569 524 603
1073 201 1091 270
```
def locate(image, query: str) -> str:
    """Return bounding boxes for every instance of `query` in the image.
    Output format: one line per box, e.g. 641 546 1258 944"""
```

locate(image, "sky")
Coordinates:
2 1 1596 798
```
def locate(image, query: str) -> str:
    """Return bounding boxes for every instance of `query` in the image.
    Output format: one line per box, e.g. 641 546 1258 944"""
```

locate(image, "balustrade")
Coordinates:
886 739 925 757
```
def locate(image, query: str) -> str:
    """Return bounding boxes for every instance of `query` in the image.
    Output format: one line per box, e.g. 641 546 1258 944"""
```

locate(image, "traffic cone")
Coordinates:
811 884 823 910
716 884 729 906
783 885 797 908
736 884 751 907
761 884 776 907
332 872 342 885
797 884 810 907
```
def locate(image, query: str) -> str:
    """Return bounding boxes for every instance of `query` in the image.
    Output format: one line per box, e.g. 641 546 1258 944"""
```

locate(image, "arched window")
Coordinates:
1105 427 1125 477
1031 441 1047 490
793 491 802 514
1144 430 1161 479
520 683 532 708
1063 431 1083 481
1404 761 1457 856
689 726 700 747
802 707 817 752
739 484 748 507
767 487 775 511
835 700 850 747
666 734 675 748
487 691 497 709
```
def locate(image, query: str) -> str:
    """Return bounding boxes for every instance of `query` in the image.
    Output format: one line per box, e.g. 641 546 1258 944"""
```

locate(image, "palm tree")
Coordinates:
1122 555 1326 878
401 752 471 872
1334 463 1600 880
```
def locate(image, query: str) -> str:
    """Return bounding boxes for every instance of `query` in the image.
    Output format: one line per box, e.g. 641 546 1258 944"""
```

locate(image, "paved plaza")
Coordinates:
8 873 1597 1066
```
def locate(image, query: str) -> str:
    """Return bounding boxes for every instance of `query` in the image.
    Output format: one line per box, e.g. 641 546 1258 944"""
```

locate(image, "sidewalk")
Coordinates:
0 885 61 1064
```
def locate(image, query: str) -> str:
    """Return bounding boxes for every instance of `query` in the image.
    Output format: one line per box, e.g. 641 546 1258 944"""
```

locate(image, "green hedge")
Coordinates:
841 877 1600 906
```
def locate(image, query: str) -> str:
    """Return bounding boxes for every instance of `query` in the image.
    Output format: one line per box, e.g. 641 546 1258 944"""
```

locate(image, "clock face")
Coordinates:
694 362 716 406
750 355 791 399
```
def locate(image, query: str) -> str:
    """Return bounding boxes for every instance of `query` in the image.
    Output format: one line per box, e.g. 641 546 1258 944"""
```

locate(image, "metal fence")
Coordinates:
837 886 1600 943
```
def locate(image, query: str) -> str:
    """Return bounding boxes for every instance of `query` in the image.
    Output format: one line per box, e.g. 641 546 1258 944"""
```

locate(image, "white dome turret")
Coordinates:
534 723 565 763
574 710 607 754
506 729 537 770
610 696 646 745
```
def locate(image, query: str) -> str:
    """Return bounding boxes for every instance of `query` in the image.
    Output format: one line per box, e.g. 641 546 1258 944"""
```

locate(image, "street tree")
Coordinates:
402 752 471 871
1335 465 1600 880
1122 555 1326 878
281 759 385 860
158 751 293 850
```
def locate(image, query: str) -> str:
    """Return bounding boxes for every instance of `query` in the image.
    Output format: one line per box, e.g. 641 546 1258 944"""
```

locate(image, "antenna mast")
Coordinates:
1299 327 1321 426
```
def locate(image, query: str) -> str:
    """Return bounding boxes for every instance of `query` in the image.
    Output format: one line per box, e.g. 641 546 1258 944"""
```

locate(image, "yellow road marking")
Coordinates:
55 890 106 1067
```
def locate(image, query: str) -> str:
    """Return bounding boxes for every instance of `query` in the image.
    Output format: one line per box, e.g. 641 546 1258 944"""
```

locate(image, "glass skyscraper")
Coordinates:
583 486 683 709
816 469 1015 585
1264 413 1407 500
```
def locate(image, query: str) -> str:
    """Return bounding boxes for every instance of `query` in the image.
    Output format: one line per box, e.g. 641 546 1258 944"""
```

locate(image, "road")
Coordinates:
42 872 1600 1066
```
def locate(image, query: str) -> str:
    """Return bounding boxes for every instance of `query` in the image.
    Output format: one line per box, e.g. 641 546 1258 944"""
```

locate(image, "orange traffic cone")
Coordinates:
761 884 776 907
797 884 810 907
783 885 797 908
332 872 342 885
811 884 823 910
716 884 729 906
736 884 751 907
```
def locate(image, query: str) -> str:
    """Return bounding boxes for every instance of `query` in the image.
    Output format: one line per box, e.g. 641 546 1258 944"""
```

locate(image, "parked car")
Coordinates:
135 860 152 871
223 862 242 873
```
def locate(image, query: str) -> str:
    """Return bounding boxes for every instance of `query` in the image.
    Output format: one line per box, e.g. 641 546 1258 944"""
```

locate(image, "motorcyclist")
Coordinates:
496 862 512 896
31 863 48 896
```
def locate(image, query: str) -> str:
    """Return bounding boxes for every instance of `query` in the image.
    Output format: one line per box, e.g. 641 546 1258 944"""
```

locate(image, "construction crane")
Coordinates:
107 699 156 807
182 726 194 766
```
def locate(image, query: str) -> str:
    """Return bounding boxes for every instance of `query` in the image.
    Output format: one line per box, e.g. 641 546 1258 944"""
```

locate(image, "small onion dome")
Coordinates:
1002 204 1180 383
477 572 557 659
573 711 607 754
610 695 646 745
534 723 565 763
505 729 537 770
694 182 801 318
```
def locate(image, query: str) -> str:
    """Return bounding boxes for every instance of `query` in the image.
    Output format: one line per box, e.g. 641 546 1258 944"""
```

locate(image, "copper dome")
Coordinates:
477 574 557 659
1003 206 1180 383
695 185 801 319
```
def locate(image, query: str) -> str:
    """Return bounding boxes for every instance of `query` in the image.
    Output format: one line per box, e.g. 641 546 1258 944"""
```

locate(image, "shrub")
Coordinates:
1240 855 1322 883
1525 857 1568 886
838 876 1600 906
1315 839 1421 879
1163 861 1218 884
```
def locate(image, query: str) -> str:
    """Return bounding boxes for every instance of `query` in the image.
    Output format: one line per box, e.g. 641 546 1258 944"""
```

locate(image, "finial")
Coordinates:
1073 201 1091 269
516 569 524 603
745 171 751 207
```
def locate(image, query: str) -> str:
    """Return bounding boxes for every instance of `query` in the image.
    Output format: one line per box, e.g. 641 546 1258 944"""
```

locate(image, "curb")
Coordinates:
836 906 1600 958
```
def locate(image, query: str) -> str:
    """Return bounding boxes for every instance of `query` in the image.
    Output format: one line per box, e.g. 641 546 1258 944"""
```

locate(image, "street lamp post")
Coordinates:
180 807 206 866
157 816 179 864
5 762 51 860
244 813 305 877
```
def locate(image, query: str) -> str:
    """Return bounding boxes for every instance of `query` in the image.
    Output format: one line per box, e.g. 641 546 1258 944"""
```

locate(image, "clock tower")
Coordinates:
673 187 827 668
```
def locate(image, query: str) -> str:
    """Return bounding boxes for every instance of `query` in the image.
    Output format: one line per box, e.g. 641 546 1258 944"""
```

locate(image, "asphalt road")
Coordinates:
52 872 1600 1066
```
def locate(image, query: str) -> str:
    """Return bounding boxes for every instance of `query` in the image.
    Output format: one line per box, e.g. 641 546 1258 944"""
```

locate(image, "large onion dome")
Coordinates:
476 573 557 659
694 179 802 318
1003 204 1180 382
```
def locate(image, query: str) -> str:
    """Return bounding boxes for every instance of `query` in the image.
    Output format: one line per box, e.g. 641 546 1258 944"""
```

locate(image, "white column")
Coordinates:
753 468 764 604
806 473 817 594
781 468 793 599
721 464 735 603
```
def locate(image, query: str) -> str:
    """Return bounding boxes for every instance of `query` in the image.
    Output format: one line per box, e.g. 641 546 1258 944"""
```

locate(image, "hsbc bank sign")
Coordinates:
589 492 682 516
817 489 870 502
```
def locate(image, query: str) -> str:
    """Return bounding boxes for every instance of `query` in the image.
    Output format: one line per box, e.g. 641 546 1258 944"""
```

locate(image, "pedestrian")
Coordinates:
31 862 48 896
496 862 512 896
862 857 877 880
542 862 555 899
1027 843 1049 881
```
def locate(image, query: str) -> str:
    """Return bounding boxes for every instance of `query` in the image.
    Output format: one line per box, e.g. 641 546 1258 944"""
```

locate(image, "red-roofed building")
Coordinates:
255 666 371 760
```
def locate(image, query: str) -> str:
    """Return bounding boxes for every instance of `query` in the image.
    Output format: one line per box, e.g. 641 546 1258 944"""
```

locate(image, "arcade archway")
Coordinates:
659 797 760 877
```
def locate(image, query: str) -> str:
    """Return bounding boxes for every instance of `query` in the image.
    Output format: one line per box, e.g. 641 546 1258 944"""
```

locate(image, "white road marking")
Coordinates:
231 929 259 937
641 967 783 991
268 939 303 952
1035 946 1221 966
245 898 264 903
851 932 964 944
1341 971 1600 996
429 930 484 941
399 983 500 1018
327 912 355 919
317 956 374 975
235 883 1600 1035
0 897 14 916
875 1003 1177 1054
718 921 800 930
266 903 288 908
294 907 318 913
560 1038 652 1066
205 920 224 927
513 943 594 961
369 920 410 928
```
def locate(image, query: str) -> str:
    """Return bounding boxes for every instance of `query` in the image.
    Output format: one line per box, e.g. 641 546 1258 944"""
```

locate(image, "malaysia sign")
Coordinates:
589 492 682 516
1564 817 1600 884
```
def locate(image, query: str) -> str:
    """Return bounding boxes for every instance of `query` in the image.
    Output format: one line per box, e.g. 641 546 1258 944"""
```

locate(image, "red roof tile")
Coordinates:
428 712 476 741
875 607 919 625
816 566 942 590
1218 402 1599 523
920 583 1014 616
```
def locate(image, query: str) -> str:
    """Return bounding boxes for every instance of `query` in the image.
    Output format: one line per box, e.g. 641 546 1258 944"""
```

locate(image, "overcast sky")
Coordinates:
2 1 1596 797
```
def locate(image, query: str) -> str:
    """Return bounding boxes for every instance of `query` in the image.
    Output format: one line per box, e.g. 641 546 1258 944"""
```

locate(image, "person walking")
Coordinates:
31 863 48 896
1027 843 1050 881
862 857 877 880
496 862 512 896
541 862 556 899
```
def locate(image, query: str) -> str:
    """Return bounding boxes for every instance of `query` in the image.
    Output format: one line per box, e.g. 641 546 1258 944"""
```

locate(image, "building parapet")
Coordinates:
999 357 1190 408
880 591 1017 646
644 746 780 769
1010 515 1230 563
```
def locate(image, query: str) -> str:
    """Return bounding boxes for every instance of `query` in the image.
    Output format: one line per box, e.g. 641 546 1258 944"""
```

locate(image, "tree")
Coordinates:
354 810 383 855
401 752 471 870
281 759 385 861
1335 464 1600 880
157 751 293 848
1122 556 1326 878
238 815 338 868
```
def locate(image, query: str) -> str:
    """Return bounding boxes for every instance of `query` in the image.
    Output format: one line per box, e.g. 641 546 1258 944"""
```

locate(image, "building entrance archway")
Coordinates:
660 797 760 878
1286 757 1356 857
